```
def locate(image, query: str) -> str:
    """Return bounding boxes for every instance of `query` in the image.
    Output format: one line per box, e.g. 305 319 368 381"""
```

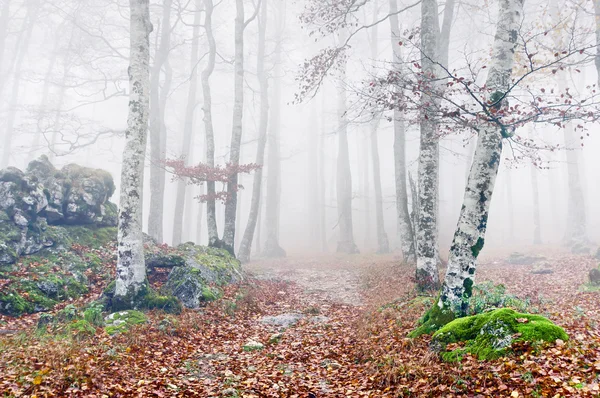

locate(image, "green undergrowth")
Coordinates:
102 280 182 314
432 308 568 362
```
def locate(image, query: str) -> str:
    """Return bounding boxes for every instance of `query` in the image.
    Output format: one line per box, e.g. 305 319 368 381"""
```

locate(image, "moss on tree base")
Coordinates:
408 299 456 338
432 308 568 362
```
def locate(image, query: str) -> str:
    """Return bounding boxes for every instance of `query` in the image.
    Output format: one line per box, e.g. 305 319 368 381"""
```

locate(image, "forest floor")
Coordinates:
1 247 600 397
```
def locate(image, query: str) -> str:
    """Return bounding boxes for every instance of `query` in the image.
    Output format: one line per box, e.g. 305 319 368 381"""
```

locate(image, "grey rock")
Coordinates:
259 313 304 328
0 156 117 264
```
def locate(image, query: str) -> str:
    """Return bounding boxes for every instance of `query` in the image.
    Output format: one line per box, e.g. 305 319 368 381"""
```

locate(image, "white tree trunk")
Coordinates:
389 0 415 261
238 0 269 263
439 0 524 317
415 0 441 290
202 0 220 247
172 0 202 246
221 0 246 255
147 0 173 244
115 0 152 305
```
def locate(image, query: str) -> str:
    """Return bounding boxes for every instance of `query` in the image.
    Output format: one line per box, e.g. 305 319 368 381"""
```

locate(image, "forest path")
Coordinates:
244 255 376 307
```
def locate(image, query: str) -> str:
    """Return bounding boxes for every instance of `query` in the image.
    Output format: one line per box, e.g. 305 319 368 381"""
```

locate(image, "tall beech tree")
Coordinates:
114 0 152 308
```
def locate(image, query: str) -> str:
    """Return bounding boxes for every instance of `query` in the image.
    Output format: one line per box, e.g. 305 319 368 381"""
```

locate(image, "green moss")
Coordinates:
144 293 182 314
67 319 96 336
409 299 456 338
104 310 147 335
0 210 10 222
471 238 485 258
105 280 181 314
201 286 222 302
62 226 117 248
0 292 33 316
433 308 568 362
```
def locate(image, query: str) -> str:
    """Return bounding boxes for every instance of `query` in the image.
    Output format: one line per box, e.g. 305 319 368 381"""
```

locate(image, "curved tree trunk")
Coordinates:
172 0 202 246
438 0 524 319
114 0 152 308
238 0 269 264
147 0 173 244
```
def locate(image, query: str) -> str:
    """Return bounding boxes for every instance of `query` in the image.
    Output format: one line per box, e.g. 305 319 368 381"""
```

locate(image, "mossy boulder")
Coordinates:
161 245 241 309
0 156 117 265
104 310 147 335
432 308 568 362
101 281 182 314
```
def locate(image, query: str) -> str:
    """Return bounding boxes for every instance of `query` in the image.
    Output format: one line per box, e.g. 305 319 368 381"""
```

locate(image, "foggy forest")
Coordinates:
1 0 600 396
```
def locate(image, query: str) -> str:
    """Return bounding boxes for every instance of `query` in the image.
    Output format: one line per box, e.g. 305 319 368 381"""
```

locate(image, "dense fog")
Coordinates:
1 0 599 257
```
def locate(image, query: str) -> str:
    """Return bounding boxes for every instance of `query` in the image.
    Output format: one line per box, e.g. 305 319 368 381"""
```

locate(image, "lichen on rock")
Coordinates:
431 308 568 362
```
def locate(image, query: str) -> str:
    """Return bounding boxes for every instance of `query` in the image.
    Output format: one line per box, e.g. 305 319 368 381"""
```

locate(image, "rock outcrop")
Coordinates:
0 156 117 264
160 244 243 309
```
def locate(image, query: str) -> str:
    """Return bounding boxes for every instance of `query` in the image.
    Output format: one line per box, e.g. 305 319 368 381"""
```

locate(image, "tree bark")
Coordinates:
369 1 389 254
263 2 286 258
221 0 246 255
389 0 415 262
415 0 442 290
439 0 524 318
238 0 269 263
114 0 152 307
202 0 220 248
147 0 173 244
172 0 202 246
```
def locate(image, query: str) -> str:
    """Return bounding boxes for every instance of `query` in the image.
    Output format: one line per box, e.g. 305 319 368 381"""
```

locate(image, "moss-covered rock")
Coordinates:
104 310 147 335
432 308 568 361
162 266 225 309
101 280 182 314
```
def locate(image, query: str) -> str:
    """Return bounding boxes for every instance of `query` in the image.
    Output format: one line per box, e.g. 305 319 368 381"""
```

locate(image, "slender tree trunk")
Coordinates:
1 1 37 168
238 0 269 263
320 89 328 252
263 3 286 258
528 127 542 245
415 0 441 290
308 90 320 249
172 0 202 246
147 0 173 243
361 127 371 249
389 0 415 261
505 169 514 242
222 0 246 255
202 0 220 247
368 2 389 254
114 0 152 307
438 0 524 318
335 30 359 254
